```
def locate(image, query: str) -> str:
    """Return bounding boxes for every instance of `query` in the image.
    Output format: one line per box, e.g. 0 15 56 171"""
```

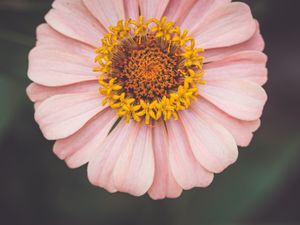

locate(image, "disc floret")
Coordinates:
95 16 205 124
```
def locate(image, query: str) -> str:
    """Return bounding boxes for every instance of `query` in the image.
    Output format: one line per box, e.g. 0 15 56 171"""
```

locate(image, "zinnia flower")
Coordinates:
27 0 268 199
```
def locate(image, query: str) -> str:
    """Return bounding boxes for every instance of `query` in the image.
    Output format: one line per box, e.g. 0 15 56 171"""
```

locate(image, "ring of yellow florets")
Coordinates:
94 16 205 125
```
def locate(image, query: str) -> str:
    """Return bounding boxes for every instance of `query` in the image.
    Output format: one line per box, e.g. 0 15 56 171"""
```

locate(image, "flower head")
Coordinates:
27 0 267 199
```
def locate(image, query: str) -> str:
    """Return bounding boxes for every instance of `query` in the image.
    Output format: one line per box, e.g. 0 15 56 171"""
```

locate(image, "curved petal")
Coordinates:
113 124 155 196
203 21 265 62
163 0 196 25
87 121 159 197
53 109 117 168
179 110 238 173
139 0 170 20
28 47 98 86
36 23 94 58
45 0 105 47
200 80 268 121
83 0 125 29
124 0 139 20
26 81 99 103
192 97 260 147
204 51 268 85
181 0 231 32
167 119 214 190
35 92 106 140
148 124 182 200
87 120 136 193
192 2 256 49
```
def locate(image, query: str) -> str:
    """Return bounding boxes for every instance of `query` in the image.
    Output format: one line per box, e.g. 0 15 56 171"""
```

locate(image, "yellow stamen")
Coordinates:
95 16 205 124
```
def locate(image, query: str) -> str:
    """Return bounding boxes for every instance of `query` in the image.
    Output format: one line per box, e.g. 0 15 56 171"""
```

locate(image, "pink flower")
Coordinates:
27 0 268 199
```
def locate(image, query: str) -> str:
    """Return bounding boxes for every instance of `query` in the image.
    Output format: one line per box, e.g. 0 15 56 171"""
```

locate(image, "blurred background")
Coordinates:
0 0 299 224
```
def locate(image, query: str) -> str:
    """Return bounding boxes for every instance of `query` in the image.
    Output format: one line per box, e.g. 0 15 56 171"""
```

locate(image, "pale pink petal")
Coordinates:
87 120 136 193
26 81 98 102
28 47 97 86
200 80 268 121
124 0 139 20
192 97 260 147
148 124 182 200
163 0 197 24
167 119 214 190
204 51 268 85
139 0 170 20
45 0 105 47
83 0 125 29
181 0 231 32
36 23 94 58
180 109 238 173
35 92 106 140
113 124 155 196
203 21 265 62
53 109 117 168
192 2 256 49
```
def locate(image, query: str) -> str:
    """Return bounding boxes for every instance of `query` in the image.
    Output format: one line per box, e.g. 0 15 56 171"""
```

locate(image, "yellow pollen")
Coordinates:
95 16 205 125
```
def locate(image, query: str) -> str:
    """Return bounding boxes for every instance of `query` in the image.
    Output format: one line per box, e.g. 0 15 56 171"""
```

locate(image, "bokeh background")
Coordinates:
0 0 299 224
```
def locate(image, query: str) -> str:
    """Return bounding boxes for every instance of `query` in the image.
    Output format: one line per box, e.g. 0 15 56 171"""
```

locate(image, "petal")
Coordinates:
203 21 265 62
124 0 139 20
181 0 231 32
35 92 106 140
163 0 196 25
45 0 105 47
167 119 214 190
139 0 170 20
148 124 182 200
204 51 268 85
200 80 268 121
87 120 136 193
26 81 99 102
192 97 260 147
36 23 94 58
113 123 155 196
53 109 117 168
83 0 125 29
192 2 256 49
28 47 97 86
88 120 154 196
179 109 238 173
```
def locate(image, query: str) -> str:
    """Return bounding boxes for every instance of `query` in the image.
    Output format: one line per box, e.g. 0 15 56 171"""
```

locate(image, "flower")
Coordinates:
27 0 268 199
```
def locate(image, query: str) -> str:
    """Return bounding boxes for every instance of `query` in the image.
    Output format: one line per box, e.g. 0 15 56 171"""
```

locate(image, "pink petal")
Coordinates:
148 124 182 200
139 0 170 19
28 46 97 86
192 97 260 147
163 0 197 25
35 92 105 140
124 0 139 20
83 0 125 29
45 0 105 47
180 109 238 173
181 0 231 32
26 81 99 103
36 23 94 58
167 119 214 190
200 80 268 121
204 51 268 85
53 109 117 168
192 2 256 49
87 120 136 193
203 21 265 62
113 124 155 196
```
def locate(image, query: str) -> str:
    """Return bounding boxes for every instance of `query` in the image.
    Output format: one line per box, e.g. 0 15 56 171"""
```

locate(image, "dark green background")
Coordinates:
0 0 299 224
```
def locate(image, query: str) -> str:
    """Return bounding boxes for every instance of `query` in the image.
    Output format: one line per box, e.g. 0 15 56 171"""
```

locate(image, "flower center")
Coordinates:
95 16 205 124
112 33 185 102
